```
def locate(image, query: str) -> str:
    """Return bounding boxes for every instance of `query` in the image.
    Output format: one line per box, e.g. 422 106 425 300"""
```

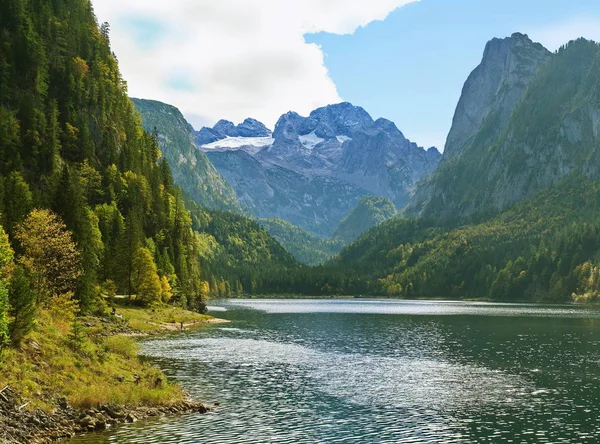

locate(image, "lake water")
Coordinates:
69 299 600 443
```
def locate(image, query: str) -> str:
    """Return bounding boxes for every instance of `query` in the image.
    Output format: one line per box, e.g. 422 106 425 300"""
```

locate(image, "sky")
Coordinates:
91 0 600 150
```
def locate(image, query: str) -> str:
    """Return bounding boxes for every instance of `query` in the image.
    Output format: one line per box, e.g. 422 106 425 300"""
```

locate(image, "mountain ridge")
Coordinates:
198 102 440 236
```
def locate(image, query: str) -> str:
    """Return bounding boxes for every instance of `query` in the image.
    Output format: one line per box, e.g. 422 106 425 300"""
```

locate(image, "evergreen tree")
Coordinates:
2 171 33 237
8 265 36 346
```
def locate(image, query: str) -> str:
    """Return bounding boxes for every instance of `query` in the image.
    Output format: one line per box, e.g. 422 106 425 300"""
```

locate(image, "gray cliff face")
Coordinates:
337 119 441 209
443 33 552 160
199 102 440 237
407 37 600 222
206 150 369 236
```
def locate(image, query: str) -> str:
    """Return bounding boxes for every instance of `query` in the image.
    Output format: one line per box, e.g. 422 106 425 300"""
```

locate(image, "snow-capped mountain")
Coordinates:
197 103 441 237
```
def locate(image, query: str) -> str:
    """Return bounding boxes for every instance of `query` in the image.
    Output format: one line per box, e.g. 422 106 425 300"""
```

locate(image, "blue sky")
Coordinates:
93 0 600 151
307 0 600 149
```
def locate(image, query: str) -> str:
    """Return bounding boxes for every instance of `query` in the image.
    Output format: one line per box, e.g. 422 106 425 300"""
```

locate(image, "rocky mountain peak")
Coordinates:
309 102 374 138
238 118 272 137
272 112 306 141
196 117 272 145
213 119 239 137
443 32 552 160
372 118 406 139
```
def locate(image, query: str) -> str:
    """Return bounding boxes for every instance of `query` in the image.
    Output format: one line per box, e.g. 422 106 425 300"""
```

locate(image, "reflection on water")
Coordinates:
68 299 600 443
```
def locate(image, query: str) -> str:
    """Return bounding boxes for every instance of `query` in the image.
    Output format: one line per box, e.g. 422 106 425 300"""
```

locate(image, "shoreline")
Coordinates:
1 385 208 443
0 305 227 444
225 295 578 305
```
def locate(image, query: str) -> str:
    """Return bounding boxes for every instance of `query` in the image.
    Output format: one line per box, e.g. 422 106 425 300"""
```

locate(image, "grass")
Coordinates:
112 302 215 333
0 302 220 412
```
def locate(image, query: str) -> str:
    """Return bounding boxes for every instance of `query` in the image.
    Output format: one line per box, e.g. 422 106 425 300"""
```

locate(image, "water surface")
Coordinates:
69 299 600 443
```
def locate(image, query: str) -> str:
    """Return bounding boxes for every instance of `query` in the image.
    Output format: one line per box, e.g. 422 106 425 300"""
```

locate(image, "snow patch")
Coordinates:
201 136 274 150
337 135 352 143
299 132 324 149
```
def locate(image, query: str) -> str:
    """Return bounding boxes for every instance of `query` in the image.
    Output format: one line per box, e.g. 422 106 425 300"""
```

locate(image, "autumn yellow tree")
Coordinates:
16 209 82 305
132 247 162 306
160 275 173 303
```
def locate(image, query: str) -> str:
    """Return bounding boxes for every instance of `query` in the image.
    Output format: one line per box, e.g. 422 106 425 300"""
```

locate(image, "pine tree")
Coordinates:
2 171 32 237
8 265 36 346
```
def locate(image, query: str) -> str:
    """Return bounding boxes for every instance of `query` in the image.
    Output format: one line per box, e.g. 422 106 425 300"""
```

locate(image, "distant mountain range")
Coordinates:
196 102 440 237
132 32 600 302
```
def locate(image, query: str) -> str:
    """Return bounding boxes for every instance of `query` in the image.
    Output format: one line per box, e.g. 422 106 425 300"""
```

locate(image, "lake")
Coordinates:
69 299 600 443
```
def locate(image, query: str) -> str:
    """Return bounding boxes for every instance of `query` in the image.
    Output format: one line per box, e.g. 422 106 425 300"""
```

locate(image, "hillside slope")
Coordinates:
333 196 397 244
131 98 242 213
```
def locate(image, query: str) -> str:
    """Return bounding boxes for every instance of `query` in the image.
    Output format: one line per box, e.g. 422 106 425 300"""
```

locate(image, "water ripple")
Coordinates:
68 299 600 443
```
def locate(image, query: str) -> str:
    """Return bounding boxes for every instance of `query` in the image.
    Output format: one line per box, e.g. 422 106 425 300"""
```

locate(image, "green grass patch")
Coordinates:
0 308 190 412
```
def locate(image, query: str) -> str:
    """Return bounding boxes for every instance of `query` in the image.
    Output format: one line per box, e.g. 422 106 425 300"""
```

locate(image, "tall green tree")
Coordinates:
8 265 36 346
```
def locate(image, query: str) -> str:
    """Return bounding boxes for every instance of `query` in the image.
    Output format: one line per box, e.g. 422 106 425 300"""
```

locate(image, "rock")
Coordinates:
125 413 137 423
94 418 107 430
78 415 96 429
237 118 272 137
57 397 69 409
442 33 551 161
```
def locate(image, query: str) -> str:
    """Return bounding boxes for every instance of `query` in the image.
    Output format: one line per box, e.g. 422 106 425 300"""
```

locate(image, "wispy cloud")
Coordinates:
91 0 418 129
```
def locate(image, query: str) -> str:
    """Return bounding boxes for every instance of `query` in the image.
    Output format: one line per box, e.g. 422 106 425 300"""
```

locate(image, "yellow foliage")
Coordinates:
160 275 173 303
16 210 82 304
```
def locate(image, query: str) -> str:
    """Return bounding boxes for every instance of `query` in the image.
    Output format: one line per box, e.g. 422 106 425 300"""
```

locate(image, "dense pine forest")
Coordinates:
0 0 298 347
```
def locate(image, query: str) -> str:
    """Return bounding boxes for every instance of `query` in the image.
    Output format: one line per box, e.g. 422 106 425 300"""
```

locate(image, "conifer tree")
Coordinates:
8 265 36 346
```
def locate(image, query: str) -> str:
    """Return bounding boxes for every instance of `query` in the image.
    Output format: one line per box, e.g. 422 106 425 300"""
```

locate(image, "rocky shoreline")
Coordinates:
0 385 209 443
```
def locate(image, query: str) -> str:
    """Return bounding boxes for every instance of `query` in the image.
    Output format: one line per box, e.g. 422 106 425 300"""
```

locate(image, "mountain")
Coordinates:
199 103 440 236
329 174 600 302
242 34 600 303
258 218 344 266
406 34 600 221
131 99 242 213
333 196 397 244
443 32 552 160
206 148 368 236
196 118 272 145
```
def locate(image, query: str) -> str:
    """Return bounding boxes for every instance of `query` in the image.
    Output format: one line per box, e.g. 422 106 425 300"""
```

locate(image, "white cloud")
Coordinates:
527 17 600 52
91 0 418 130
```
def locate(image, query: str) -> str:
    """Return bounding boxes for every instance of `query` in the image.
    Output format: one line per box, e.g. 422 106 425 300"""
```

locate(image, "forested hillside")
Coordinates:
408 38 600 222
258 218 344 265
131 98 242 213
0 0 297 345
333 196 397 244
256 176 600 302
